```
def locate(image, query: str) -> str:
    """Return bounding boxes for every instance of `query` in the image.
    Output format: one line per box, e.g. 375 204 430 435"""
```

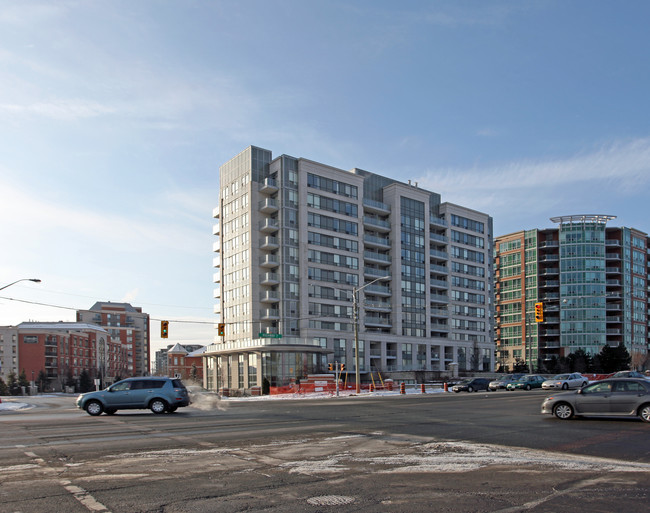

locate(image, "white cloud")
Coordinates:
411 137 650 234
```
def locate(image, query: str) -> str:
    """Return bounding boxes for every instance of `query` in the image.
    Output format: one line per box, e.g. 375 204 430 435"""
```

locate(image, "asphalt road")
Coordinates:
1 390 649 512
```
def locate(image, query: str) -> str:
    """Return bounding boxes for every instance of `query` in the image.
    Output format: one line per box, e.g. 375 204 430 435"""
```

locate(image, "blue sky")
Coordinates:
1 1 649 358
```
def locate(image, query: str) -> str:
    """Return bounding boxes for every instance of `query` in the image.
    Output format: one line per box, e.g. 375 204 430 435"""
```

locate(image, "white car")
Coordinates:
541 373 588 390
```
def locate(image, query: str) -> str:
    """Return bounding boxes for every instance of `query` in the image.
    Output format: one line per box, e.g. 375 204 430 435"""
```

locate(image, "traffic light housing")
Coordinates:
217 323 225 337
161 320 169 338
328 363 334 371
534 302 544 322
340 364 345 372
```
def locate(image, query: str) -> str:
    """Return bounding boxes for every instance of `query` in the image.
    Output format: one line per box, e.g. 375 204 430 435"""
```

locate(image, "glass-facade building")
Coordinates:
495 215 649 372
204 146 494 392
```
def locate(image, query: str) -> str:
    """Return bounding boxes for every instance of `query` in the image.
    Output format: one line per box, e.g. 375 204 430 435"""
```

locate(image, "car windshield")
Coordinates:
553 374 569 380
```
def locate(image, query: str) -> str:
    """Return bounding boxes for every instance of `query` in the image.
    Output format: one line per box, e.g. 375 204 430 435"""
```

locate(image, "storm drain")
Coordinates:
307 495 355 506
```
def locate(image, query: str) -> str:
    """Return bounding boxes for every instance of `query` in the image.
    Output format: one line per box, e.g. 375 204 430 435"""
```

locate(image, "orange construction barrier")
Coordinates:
444 382 448 392
421 383 426 394
370 384 375 392
400 382 405 394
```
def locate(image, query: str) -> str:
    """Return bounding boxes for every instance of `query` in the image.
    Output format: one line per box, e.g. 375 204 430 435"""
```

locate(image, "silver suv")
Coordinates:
76 377 190 416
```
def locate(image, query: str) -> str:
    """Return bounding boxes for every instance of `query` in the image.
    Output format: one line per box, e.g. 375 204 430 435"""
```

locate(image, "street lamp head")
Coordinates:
0 277 42 291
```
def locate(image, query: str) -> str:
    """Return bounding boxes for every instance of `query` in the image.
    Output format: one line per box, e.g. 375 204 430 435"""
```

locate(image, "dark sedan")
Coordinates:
541 378 650 422
451 378 491 393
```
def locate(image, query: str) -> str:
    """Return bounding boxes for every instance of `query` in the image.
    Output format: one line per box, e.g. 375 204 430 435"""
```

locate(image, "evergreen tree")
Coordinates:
18 369 29 388
568 349 593 373
7 371 19 395
37 370 48 393
0 377 8 395
598 343 631 373
78 370 93 393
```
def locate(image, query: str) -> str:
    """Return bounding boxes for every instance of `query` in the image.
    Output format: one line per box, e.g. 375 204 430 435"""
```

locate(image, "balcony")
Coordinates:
365 301 392 313
260 236 279 251
430 215 447 228
430 232 448 243
364 267 391 279
213 222 220 235
259 218 279 233
364 234 391 249
213 206 220 218
261 272 280 285
260 291 280 303
364 316 392 328
364 284 391 297
430 249 448 260
363 198 390 215
363 216 391 232
260 254 279 268
259 198 279 214
364 250 391 264
261 309 280 320
431 263 448 274
260 177 278 195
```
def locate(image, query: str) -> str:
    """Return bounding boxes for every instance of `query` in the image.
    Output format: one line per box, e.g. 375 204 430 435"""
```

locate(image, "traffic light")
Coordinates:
534 302 544 322
217 323 225 337
340 364 345 372
161 320 169 338
328 363 334 371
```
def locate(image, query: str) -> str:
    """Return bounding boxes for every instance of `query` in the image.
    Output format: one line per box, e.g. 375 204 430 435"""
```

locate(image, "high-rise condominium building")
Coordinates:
204 146 494 392
495 215 649 372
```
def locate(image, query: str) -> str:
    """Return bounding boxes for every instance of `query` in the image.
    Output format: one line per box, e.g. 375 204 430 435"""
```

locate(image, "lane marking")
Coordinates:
60 480 112 512
23 450 112 512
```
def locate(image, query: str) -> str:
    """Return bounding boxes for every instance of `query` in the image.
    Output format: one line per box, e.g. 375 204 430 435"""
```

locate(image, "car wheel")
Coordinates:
581 381 588 387
638 404 650 423
150 399 168 414
85 400 103 416
105 408 117 415
468 386 474 393
561 383 568 390
525 384 531 391
553 402 574 420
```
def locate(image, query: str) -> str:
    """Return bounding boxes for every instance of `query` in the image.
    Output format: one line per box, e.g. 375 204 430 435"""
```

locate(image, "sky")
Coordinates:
1 0 650 361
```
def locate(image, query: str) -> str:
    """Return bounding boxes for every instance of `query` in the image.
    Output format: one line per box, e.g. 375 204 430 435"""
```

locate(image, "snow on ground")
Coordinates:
0 400 32 411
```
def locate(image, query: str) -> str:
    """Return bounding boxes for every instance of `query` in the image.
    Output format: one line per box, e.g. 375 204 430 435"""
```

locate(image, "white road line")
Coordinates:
23 450 112 512
60 480 112 512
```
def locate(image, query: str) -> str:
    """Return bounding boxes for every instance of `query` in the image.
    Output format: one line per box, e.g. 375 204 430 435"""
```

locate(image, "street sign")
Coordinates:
259 333 282 338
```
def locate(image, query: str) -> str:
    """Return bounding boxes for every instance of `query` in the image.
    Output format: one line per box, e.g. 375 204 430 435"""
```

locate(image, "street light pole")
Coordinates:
353 275 390 394
0 278 41 291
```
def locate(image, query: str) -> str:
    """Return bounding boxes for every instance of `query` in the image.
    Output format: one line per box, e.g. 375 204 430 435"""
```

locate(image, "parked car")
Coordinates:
488 374 525 391
541 378 650 422
76 377 190 416
610 371 649 380
506 375 546 391
541 373 588 390
451 378 491 393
